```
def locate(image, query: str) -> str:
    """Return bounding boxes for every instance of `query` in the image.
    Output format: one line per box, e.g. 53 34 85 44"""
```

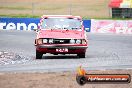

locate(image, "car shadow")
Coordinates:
41 55 80 59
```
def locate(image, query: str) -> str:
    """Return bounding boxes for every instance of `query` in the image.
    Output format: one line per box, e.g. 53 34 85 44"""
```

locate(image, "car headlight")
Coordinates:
49 39 53 43
76 39 81 44
43 39 48 43
37 39 43 44
70 39 75 44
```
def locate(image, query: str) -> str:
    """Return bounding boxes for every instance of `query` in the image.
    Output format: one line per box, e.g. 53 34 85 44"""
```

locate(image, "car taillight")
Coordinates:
37 39 43 44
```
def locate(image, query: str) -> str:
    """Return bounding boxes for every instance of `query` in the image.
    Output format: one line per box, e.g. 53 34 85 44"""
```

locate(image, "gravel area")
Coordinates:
0 51 32 65
0 70 132 88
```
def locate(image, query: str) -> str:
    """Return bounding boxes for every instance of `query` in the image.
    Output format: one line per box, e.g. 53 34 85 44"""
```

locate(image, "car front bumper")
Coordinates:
36 44 88 54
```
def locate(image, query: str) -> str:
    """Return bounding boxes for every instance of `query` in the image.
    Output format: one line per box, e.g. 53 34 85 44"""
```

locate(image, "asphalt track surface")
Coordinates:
0 30 132 72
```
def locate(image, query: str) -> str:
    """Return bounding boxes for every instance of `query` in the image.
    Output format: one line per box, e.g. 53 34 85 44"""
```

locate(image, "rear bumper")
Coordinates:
36 44 88 54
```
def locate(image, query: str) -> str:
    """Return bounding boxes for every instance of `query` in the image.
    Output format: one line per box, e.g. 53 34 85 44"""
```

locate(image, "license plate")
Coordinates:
56 48 68 52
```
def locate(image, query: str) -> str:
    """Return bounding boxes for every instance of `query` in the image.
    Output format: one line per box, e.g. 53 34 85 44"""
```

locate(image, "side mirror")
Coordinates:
85 28 90 32
33 29 40 33
34 29 37 31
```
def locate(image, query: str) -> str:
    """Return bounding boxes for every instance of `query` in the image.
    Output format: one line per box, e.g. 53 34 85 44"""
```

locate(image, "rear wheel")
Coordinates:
77 53 86 58
36 50 43 59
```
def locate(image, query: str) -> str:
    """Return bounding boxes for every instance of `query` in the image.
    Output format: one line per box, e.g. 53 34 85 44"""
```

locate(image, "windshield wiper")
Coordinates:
71 28 81 30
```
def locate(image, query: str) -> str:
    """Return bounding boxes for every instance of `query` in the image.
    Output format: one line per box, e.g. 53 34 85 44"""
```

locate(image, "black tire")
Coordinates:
36 50 43 59
77 53 86 58
76 76 87 85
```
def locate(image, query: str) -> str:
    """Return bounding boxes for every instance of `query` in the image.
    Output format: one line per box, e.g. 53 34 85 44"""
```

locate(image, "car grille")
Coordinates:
53 39 70 44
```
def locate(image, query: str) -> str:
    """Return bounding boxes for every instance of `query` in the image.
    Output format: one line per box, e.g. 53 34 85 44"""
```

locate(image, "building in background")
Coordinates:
109 0 132 18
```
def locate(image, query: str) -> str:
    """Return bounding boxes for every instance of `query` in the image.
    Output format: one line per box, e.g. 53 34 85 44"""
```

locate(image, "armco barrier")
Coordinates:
91 19 132 34
0 18 40 30
0 18 91 32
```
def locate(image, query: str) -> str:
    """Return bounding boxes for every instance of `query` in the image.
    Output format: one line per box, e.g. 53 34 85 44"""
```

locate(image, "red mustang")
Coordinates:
35 15 88 59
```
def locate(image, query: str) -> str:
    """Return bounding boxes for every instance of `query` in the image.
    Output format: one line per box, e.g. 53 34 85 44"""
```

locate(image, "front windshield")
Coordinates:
41 18 82 30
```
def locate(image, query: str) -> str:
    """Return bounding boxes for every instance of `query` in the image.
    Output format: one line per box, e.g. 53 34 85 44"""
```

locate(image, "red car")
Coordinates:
35 15 88 59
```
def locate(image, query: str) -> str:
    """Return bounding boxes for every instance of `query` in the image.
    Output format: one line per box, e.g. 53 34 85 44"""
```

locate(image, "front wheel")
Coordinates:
77 53 86 58
36 50 43 59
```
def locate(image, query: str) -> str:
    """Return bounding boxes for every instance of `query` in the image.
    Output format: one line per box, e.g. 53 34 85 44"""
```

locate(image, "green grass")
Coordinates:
0 6 31 10
0 14 132 20
0 14 40 18
0 0 110 18
0 0 131 20
83 16 132 20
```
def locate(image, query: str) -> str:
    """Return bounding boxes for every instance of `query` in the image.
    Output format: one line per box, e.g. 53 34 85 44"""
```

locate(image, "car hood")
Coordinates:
38 29 84 39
